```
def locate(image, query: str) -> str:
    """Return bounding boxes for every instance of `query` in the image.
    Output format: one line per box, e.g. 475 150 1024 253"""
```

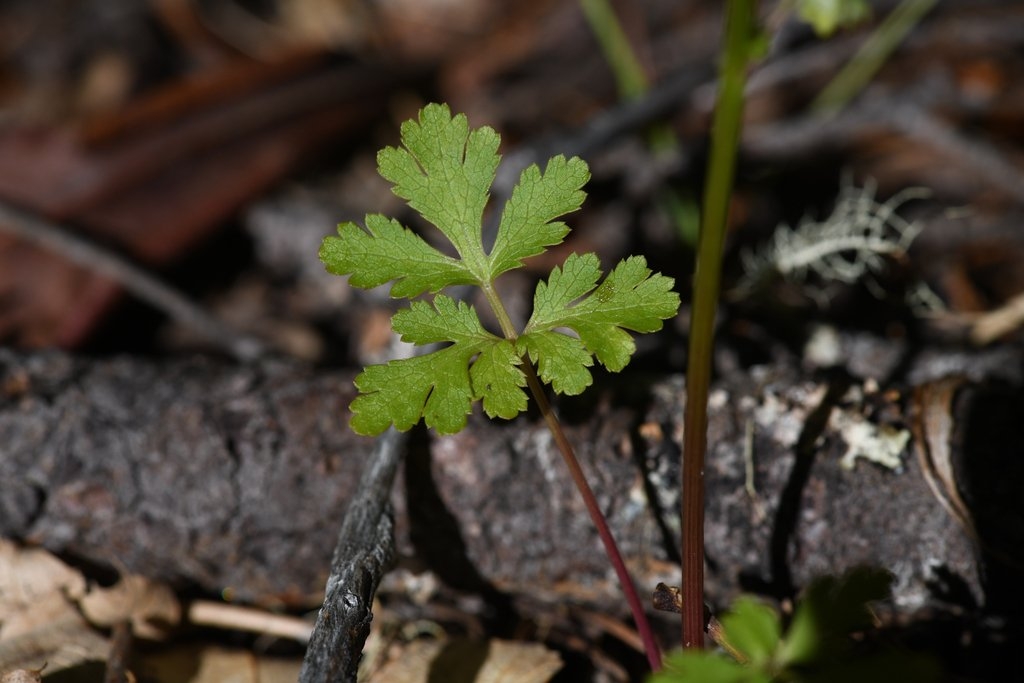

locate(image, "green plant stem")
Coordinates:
580 0 649 101
480 282 520 340
481 281 663 671
682 0 756 650
811 0 937 114
580 0 699 248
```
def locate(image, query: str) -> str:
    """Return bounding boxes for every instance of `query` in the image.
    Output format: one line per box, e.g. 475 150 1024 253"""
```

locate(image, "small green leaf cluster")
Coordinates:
320 103 680 435
794 0 871 36
649 568 939 683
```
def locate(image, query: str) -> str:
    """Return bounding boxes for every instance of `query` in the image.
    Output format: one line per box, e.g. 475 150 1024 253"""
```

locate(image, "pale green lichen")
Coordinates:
738 175 930 306
829 407 910 471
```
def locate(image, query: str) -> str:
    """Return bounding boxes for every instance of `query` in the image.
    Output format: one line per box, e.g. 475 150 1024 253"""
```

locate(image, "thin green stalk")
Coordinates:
580 0 675 156
682 0 757 650
812 0 937 114
479 282 520 340
580 0 696 245
482 279 663 671
580 0 649 101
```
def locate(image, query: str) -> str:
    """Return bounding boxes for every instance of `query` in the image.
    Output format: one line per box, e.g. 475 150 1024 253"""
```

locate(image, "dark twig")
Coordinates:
490 19 875 204
879 98 1024 204
485 32 856 247
743 94 1024 204
0 201 267 362
493 64 713 196
103 622 133 683
299 427 405 683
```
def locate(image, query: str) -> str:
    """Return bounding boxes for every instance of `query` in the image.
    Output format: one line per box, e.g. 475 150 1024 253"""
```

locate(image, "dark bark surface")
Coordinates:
2 347 1020 618
0 349 372 606
300 428 403 683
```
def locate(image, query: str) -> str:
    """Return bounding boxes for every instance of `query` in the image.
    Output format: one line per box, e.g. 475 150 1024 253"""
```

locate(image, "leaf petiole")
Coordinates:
481 267 663 671
521 361 663 671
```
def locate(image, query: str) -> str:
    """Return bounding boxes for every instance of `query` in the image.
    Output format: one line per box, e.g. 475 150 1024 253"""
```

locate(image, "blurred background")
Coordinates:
2 1 1024 681
0 0 1021 363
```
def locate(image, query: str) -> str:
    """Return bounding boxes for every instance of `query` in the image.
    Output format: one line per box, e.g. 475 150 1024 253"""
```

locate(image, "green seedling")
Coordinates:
650 568 939 683
791 0 871 37
321 103 678 436
320 103 680 670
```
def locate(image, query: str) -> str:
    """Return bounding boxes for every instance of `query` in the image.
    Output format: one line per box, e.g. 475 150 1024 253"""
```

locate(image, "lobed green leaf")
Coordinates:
529 251 603 320
321 103 680 435
392 295 495 346
320 215 474 298
719 597 782 669
525 252 680 374
517 331 594 396
489 155 590 278
351 346 478 435
470 341 528 419
349 296 528 435
377 103 499 277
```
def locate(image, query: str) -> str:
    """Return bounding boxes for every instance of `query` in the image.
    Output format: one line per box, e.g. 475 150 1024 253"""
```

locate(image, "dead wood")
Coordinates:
300 428 403 683
4 347 1019 624
0 350 371 607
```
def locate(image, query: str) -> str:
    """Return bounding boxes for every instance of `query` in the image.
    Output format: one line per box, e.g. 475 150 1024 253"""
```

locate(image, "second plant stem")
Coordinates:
481 282 663 672
682 0 757 650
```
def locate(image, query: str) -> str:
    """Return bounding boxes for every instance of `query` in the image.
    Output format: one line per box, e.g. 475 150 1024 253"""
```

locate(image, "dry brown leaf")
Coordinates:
0 540 86 635
366 638 562 683
138 644 301 683
77 574 181 640
0 667 44 683
472 640 563 683
0 540 107 672
912 378 978 543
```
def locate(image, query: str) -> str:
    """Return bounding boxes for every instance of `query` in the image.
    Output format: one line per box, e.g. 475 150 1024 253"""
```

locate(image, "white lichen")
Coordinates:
829 407 910 471
738 175 931 304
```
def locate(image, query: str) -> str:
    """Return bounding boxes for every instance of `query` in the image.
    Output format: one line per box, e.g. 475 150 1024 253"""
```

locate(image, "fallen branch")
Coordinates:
0 201 267 362
299 428 405 683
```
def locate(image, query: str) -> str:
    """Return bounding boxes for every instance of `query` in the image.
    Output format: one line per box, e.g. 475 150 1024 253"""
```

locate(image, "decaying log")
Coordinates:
0 350 370 606
2 347 1020 620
